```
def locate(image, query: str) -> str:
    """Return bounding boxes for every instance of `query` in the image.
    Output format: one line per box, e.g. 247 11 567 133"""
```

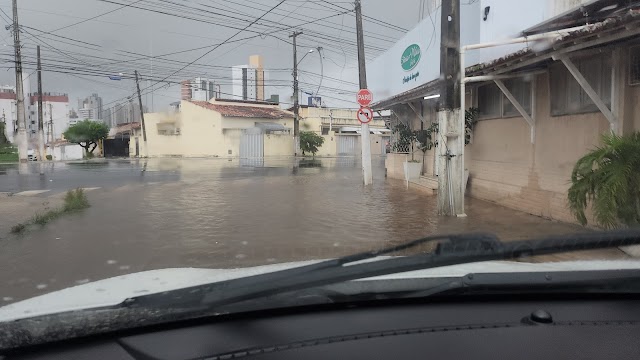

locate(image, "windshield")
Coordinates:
1 0 640 332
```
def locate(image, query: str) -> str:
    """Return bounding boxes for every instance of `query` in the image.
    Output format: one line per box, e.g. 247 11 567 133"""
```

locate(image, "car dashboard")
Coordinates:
4 295 640 360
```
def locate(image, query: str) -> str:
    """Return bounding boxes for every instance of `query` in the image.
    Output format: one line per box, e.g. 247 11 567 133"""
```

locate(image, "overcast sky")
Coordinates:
0 0 424 113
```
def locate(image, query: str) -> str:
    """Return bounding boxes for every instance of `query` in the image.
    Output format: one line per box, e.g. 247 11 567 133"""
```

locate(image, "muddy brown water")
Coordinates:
0 157 622 304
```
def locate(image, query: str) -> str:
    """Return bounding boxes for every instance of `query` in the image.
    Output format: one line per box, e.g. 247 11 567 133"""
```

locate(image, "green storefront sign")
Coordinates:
401 44 421 71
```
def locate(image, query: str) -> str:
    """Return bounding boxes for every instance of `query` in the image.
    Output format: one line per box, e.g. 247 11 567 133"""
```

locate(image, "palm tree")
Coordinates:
568 132 640 229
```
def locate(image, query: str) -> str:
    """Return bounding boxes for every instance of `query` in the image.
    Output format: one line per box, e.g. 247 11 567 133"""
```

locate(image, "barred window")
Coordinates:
477 78 531 119
550 53 611 116
477 83 501 119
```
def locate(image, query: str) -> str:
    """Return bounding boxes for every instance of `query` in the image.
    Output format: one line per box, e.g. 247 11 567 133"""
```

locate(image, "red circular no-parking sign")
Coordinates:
357 107 373 124
357 89 373 107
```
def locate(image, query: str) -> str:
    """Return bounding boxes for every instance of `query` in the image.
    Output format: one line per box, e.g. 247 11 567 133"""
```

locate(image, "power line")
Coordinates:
318 0 408 32
45 0 145 34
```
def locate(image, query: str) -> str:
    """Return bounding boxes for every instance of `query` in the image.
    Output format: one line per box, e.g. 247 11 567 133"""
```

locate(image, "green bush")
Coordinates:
63 188 90 212
300 131 325 157
33 210 63 226
568 132 640 228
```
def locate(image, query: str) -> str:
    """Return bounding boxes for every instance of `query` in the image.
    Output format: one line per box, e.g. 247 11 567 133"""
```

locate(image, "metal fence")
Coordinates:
389 110 411 154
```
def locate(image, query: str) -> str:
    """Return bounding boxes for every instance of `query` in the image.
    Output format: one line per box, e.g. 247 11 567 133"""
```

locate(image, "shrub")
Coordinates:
300 131 325 157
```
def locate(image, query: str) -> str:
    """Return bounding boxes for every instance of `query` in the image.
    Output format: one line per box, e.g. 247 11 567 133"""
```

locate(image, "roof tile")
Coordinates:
190 101 293 119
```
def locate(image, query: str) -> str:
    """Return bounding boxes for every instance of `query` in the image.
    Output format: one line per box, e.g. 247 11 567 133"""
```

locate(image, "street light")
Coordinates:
297 49 315 66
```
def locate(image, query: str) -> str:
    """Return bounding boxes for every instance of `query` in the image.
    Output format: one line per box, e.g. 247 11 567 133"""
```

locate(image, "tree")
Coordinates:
568 132 640 229
63 120 109 154
300 131 325 157
0 121 9 146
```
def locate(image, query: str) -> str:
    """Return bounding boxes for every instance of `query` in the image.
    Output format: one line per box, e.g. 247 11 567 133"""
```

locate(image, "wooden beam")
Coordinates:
559 56 616 131
407 102 427 124
494 79 535 128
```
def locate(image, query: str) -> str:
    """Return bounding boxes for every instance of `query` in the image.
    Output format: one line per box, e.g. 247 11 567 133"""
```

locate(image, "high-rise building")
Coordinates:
78 93 103 120
77 106 94 120
181 78 219 101
103 107 113 127
232 55 266 101
110 101 148 125
27 92 70 143
0 86 17 144
250 55 265 101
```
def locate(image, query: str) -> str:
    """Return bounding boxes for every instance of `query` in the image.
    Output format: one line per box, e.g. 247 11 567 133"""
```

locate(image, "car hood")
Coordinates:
2 259 640 323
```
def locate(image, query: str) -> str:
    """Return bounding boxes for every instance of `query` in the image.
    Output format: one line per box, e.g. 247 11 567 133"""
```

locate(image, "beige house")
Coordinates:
130 99 294 158
380 5 640 224
298 106 391 157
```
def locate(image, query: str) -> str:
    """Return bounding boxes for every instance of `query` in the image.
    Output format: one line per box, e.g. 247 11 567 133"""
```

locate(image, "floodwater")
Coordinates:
0 157 621 303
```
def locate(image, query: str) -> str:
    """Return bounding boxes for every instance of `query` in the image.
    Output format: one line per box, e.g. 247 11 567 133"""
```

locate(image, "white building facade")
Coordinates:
27 93 70 144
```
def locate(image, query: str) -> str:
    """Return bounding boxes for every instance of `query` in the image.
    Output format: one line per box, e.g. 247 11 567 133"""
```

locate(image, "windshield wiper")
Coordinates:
127 229 640 310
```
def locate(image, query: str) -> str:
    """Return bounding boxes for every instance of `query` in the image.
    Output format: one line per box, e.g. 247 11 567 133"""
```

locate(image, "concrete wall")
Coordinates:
386 153 409 180
264 133 294 157
314 133 337 157
466 71 616 223
50 143 83 161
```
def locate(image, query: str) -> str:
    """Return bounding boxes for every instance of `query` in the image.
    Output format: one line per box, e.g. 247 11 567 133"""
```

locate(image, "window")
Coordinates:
478 83 501 119
322 127 330 135
550 54 611 116
630 45 640 85
477 78 532 119
502 79 532 117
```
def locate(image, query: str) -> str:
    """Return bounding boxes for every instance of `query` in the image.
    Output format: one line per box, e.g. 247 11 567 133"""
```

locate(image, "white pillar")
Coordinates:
361 122 372 185
437 109 465 217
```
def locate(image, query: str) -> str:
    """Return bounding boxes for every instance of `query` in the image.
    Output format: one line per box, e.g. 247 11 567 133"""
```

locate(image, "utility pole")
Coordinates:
355 0 373 186
12 0 27 163
290 31 302 156
48 103 53 144
36 45 45 170
436 0 464 217
134 70 148 158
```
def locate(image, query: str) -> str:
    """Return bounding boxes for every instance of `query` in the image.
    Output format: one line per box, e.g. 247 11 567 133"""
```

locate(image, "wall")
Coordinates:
386 153 409 180
51 143 83 161
466 72 612 222
299 107 387 133
313 133 337 157
264 133 294 157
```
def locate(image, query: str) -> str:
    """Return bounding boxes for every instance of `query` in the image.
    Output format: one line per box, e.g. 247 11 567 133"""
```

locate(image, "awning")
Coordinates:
523 0 631 35
255 122 288 132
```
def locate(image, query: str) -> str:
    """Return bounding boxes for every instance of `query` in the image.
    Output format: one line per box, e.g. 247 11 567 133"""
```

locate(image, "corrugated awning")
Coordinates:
523 0 631 35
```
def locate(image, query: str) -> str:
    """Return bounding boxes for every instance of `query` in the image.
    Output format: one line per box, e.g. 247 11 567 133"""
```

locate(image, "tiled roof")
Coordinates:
190 101 293 119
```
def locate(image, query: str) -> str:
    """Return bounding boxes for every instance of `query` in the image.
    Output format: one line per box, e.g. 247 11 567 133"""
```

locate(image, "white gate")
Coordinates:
240 128 264 158
336 135 359 156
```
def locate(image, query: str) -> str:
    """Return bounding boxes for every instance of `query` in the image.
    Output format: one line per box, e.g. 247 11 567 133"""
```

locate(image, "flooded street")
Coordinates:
0 157 622 303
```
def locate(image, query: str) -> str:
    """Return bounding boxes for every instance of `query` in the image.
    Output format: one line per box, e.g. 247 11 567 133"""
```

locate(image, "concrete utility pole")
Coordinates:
134 71 148 158
48 103 53 144
355 0 373 186
437 0 464 216
36 45 45 171
290 31 302 156
12 0 27 163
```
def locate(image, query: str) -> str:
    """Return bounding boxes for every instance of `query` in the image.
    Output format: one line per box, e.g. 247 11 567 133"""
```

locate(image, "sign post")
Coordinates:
357 88 373 185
